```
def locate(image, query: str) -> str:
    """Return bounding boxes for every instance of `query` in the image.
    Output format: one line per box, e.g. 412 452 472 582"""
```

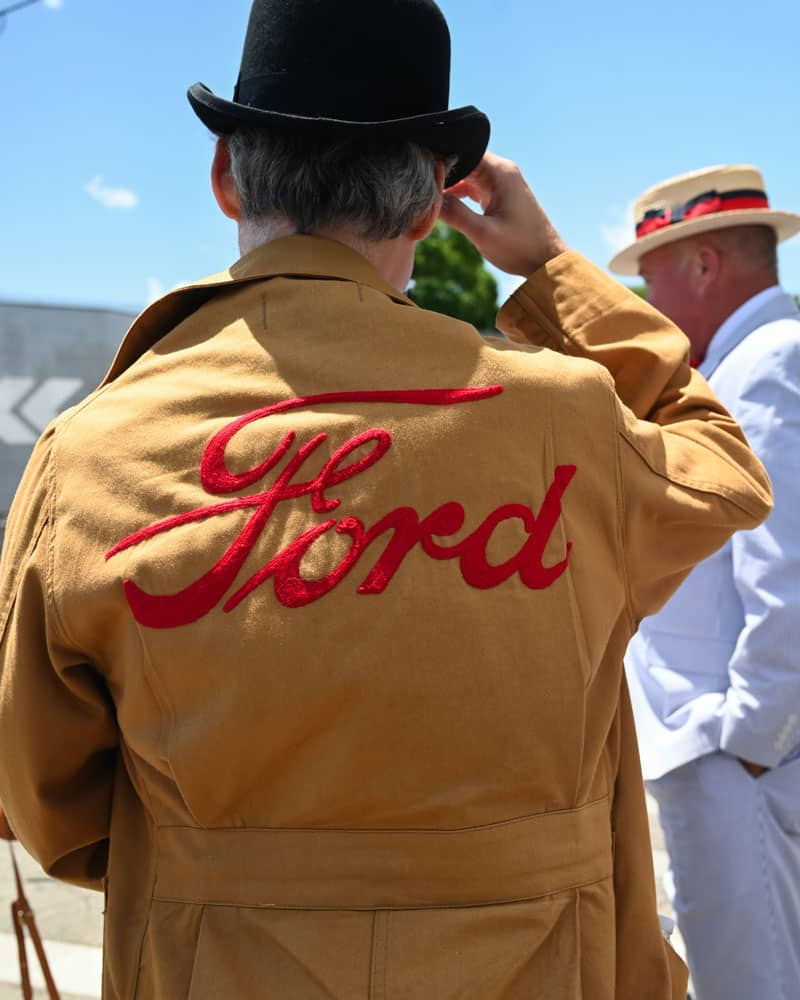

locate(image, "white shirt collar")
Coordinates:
701 285 784 375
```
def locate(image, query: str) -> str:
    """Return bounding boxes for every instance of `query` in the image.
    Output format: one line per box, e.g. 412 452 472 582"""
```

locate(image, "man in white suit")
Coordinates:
612 165 800 1000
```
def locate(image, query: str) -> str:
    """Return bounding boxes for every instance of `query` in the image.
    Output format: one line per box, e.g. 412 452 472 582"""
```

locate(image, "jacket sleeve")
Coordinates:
718 340 800 766
496 250 773 624
0 427 119 890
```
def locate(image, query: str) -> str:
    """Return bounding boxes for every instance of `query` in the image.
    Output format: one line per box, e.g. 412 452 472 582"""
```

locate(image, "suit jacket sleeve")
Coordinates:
719 339 800 766
497 250 773 625
0 426 119 890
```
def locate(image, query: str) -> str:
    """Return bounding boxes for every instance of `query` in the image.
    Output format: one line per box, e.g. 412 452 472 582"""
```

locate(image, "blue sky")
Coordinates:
1 0 798 311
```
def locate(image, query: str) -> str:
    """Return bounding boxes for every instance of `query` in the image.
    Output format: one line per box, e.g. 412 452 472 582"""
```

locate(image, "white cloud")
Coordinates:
601 199 637 255
44 0 64 8
146 278 166 304
85 176 138 210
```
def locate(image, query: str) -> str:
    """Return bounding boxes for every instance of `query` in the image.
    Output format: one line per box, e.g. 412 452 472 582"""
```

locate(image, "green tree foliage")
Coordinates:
410 222 499 330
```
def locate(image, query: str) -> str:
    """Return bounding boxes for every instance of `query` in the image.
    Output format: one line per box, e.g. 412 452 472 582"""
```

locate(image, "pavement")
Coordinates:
0 796 686 999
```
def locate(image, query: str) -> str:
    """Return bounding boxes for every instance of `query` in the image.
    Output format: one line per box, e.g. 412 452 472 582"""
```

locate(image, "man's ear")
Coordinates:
409 161 447 241
693 244 721 296
211 139 242 221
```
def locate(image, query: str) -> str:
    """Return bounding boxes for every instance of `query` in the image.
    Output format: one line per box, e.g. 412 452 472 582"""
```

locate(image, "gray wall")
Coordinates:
1 302 136 542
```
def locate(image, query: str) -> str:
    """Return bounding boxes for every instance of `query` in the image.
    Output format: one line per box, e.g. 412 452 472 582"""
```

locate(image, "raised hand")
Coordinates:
439 152 567 278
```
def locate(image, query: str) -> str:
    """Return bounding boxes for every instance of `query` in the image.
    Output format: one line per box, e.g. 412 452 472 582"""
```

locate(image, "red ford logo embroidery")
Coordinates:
106 387 576 628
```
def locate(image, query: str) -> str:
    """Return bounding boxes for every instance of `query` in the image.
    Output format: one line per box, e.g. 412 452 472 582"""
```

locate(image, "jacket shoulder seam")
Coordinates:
618 425 768 519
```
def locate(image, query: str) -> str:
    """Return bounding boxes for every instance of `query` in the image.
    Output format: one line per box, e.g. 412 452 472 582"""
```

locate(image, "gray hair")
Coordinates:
716 225 779 278
227 128 455 240
678 224 779 279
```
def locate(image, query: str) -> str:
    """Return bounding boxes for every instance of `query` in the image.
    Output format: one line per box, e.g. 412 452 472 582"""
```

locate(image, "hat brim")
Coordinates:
609 209 800 276
188 83 490 186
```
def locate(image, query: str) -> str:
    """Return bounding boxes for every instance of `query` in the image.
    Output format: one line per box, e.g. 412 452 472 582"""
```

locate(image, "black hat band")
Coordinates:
235 73 446 124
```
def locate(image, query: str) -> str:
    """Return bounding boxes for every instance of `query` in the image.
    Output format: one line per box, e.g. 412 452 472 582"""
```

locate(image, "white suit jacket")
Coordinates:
626 286 800 780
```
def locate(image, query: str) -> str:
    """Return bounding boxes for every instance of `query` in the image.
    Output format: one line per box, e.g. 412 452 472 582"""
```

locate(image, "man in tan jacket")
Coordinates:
0 1 771 997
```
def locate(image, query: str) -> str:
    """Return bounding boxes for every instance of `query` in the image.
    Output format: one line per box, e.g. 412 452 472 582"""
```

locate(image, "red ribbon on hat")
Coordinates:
636 188 770 239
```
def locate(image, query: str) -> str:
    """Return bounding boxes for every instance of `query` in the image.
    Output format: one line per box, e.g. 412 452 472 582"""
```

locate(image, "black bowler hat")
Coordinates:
187 0 490 186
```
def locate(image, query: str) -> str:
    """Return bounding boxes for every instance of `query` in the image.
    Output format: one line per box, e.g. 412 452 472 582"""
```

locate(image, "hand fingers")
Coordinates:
444 179 480 201
448 152 523 214
446 178 491 211
446 156 499 210
443 153 563 276
439 194 487 243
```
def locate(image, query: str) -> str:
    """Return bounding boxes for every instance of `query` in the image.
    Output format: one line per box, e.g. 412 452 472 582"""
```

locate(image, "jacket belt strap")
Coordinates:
153 797 613 910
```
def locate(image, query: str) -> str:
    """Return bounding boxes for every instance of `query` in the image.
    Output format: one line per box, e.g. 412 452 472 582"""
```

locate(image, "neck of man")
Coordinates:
238 219 417 294
693 271 779 365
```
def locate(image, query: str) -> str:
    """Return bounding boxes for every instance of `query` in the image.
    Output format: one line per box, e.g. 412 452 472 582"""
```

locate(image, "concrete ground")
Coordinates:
0 796 685 999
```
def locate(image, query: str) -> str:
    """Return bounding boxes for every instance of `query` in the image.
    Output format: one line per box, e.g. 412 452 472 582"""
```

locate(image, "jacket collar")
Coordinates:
101 236 415 385
700 285 799 379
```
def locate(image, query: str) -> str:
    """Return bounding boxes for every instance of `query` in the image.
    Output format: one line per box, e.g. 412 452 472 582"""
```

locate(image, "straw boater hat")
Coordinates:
187 0 490 187
609 165 800 276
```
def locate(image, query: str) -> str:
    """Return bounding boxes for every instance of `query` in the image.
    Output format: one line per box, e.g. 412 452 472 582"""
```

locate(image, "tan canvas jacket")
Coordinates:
0 238 772 999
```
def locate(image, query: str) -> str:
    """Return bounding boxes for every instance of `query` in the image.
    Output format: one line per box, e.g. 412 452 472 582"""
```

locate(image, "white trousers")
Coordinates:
648 751 800 1000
